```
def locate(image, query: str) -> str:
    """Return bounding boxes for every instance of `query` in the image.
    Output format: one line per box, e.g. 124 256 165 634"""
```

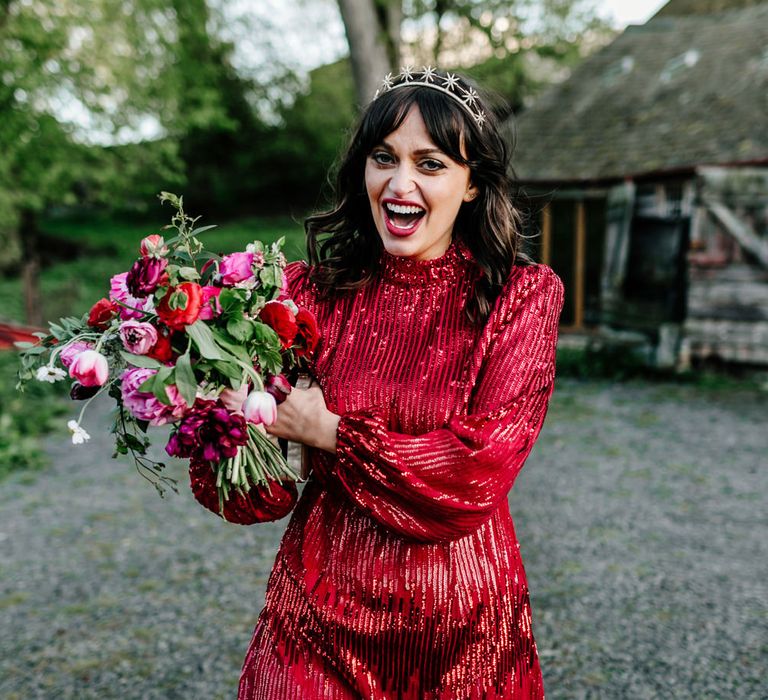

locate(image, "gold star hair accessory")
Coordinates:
371 66 488 129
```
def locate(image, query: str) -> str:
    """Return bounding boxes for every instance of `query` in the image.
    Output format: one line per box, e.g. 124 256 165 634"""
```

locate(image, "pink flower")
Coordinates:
59 341 94 370
69 350 109 387
218 252 255 285
110 272 153 320
140 234 168 258
121 367 187 426
242 390 277 426
197 286 222 321
119 320 158 355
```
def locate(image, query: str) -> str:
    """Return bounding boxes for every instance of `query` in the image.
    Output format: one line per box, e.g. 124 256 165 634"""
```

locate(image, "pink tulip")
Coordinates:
140 234 168 258
242 390 277 426
69 349 109 387
59 341 94 370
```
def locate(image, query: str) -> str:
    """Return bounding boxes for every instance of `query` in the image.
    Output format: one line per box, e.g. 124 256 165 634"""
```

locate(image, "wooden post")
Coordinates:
574 201 586 329
541 204 552 266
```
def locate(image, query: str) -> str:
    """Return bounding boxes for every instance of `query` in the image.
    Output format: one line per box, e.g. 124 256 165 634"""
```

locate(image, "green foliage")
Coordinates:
556 346 650 381
0 352 67 479
261 59 357 210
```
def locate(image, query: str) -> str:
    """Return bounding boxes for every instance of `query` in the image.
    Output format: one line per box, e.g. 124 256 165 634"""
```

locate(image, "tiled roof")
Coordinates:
506 3 768 183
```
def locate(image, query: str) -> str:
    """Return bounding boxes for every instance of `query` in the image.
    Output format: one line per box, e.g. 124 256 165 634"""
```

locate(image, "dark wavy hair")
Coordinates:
305 70 530 325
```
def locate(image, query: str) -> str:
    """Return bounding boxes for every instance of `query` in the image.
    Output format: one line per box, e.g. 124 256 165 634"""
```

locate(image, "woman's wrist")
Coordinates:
313 410 341 454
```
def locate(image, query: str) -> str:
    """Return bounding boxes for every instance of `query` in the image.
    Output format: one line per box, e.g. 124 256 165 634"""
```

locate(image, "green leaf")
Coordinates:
152 367 175 406
218 288 245 313
210 327 251 363
155 365 174 385
186 320 228 361
257 348 284 376
175 352 197 408
210 359 242 381
178 266 200 281
159 191 181 208
138 376 156 393
120 351 162 369
191 224 217 236
252 322 281 350
259 265 280 288
227 316 254 342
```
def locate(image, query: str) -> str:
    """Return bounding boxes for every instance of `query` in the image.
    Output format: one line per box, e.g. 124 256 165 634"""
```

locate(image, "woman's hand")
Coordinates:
264 380 340 455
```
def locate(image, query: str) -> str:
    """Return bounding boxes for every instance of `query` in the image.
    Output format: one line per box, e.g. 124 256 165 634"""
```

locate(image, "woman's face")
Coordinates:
364 105 477 261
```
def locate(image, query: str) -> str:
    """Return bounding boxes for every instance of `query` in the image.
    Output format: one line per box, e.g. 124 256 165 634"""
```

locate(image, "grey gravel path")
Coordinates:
0 378 765 699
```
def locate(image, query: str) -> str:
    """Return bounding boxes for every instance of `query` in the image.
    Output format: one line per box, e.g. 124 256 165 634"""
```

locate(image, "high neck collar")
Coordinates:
378 239 472 285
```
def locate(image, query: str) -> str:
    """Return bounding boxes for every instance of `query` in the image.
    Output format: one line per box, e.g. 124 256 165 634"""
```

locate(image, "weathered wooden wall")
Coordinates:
683 167 768 365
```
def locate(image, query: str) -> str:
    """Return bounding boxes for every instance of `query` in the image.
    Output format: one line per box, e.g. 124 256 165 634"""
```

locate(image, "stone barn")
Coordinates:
506 0 768 367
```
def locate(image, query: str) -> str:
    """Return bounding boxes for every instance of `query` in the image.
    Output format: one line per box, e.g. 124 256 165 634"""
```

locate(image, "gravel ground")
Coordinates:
0 378 765 699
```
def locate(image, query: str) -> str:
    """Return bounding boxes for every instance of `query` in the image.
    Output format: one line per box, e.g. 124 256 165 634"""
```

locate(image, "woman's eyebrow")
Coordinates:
378 140 445 156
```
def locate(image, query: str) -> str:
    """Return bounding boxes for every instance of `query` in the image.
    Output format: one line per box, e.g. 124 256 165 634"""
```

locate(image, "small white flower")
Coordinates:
36 365 67 383
67 420 91 445
234 278 258 291
245 242 257 253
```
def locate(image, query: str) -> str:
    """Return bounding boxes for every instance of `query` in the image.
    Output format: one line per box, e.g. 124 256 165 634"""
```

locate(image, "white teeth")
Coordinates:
385 203 425 215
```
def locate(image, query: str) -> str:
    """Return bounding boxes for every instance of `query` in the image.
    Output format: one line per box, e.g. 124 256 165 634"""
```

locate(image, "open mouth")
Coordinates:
383 202 426 233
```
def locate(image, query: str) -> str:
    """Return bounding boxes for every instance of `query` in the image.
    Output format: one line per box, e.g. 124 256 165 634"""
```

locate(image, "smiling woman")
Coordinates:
189 67 564 699
364 106 478 261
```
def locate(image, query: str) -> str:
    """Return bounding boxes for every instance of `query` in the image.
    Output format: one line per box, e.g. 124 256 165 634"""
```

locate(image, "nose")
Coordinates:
387 162 417 197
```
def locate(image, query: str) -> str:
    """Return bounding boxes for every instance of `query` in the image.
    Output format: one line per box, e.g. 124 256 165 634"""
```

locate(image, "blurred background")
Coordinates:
0 1 766 698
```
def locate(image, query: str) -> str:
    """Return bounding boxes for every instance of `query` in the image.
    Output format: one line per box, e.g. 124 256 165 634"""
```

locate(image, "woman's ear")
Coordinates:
463 183 479 202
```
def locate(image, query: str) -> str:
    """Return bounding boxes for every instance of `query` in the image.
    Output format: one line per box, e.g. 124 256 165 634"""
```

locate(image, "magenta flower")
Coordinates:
265 374 292 405
165 399 248 463
242 390 277 426
218 252 255 285
119 320 158 355
59 341 94 370
110 272 153 320
69 350 109 387
126 256 168 298
198 286 222 321
121 367 187 426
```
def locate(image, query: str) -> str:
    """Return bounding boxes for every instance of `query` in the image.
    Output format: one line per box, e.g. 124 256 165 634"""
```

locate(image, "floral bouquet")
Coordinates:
16 193 318 511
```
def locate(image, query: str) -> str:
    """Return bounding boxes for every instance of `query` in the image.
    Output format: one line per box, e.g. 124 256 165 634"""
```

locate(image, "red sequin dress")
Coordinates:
190 239 564 699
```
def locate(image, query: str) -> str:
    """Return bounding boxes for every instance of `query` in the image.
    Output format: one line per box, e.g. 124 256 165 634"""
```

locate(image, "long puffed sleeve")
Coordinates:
189 460 298 525
316 265 564 543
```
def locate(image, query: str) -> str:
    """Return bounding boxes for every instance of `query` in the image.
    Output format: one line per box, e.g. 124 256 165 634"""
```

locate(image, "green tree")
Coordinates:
0 0 182 323
335 0 611 112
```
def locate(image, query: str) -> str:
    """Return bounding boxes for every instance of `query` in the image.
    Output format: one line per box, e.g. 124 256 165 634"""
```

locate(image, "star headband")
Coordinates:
372 66 487 129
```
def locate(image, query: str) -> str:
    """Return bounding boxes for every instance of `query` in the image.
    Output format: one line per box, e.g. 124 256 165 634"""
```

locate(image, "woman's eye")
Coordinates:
371 151 394 165
420 159 445 171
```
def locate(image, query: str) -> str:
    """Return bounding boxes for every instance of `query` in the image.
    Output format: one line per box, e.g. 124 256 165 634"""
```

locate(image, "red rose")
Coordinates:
146 329 174 363
259 301 298 349
88 298 118 329
294 308 319 358
157 282 203 331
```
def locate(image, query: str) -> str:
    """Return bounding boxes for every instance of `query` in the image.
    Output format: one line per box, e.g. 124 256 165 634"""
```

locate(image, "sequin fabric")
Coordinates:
190 239 564 699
